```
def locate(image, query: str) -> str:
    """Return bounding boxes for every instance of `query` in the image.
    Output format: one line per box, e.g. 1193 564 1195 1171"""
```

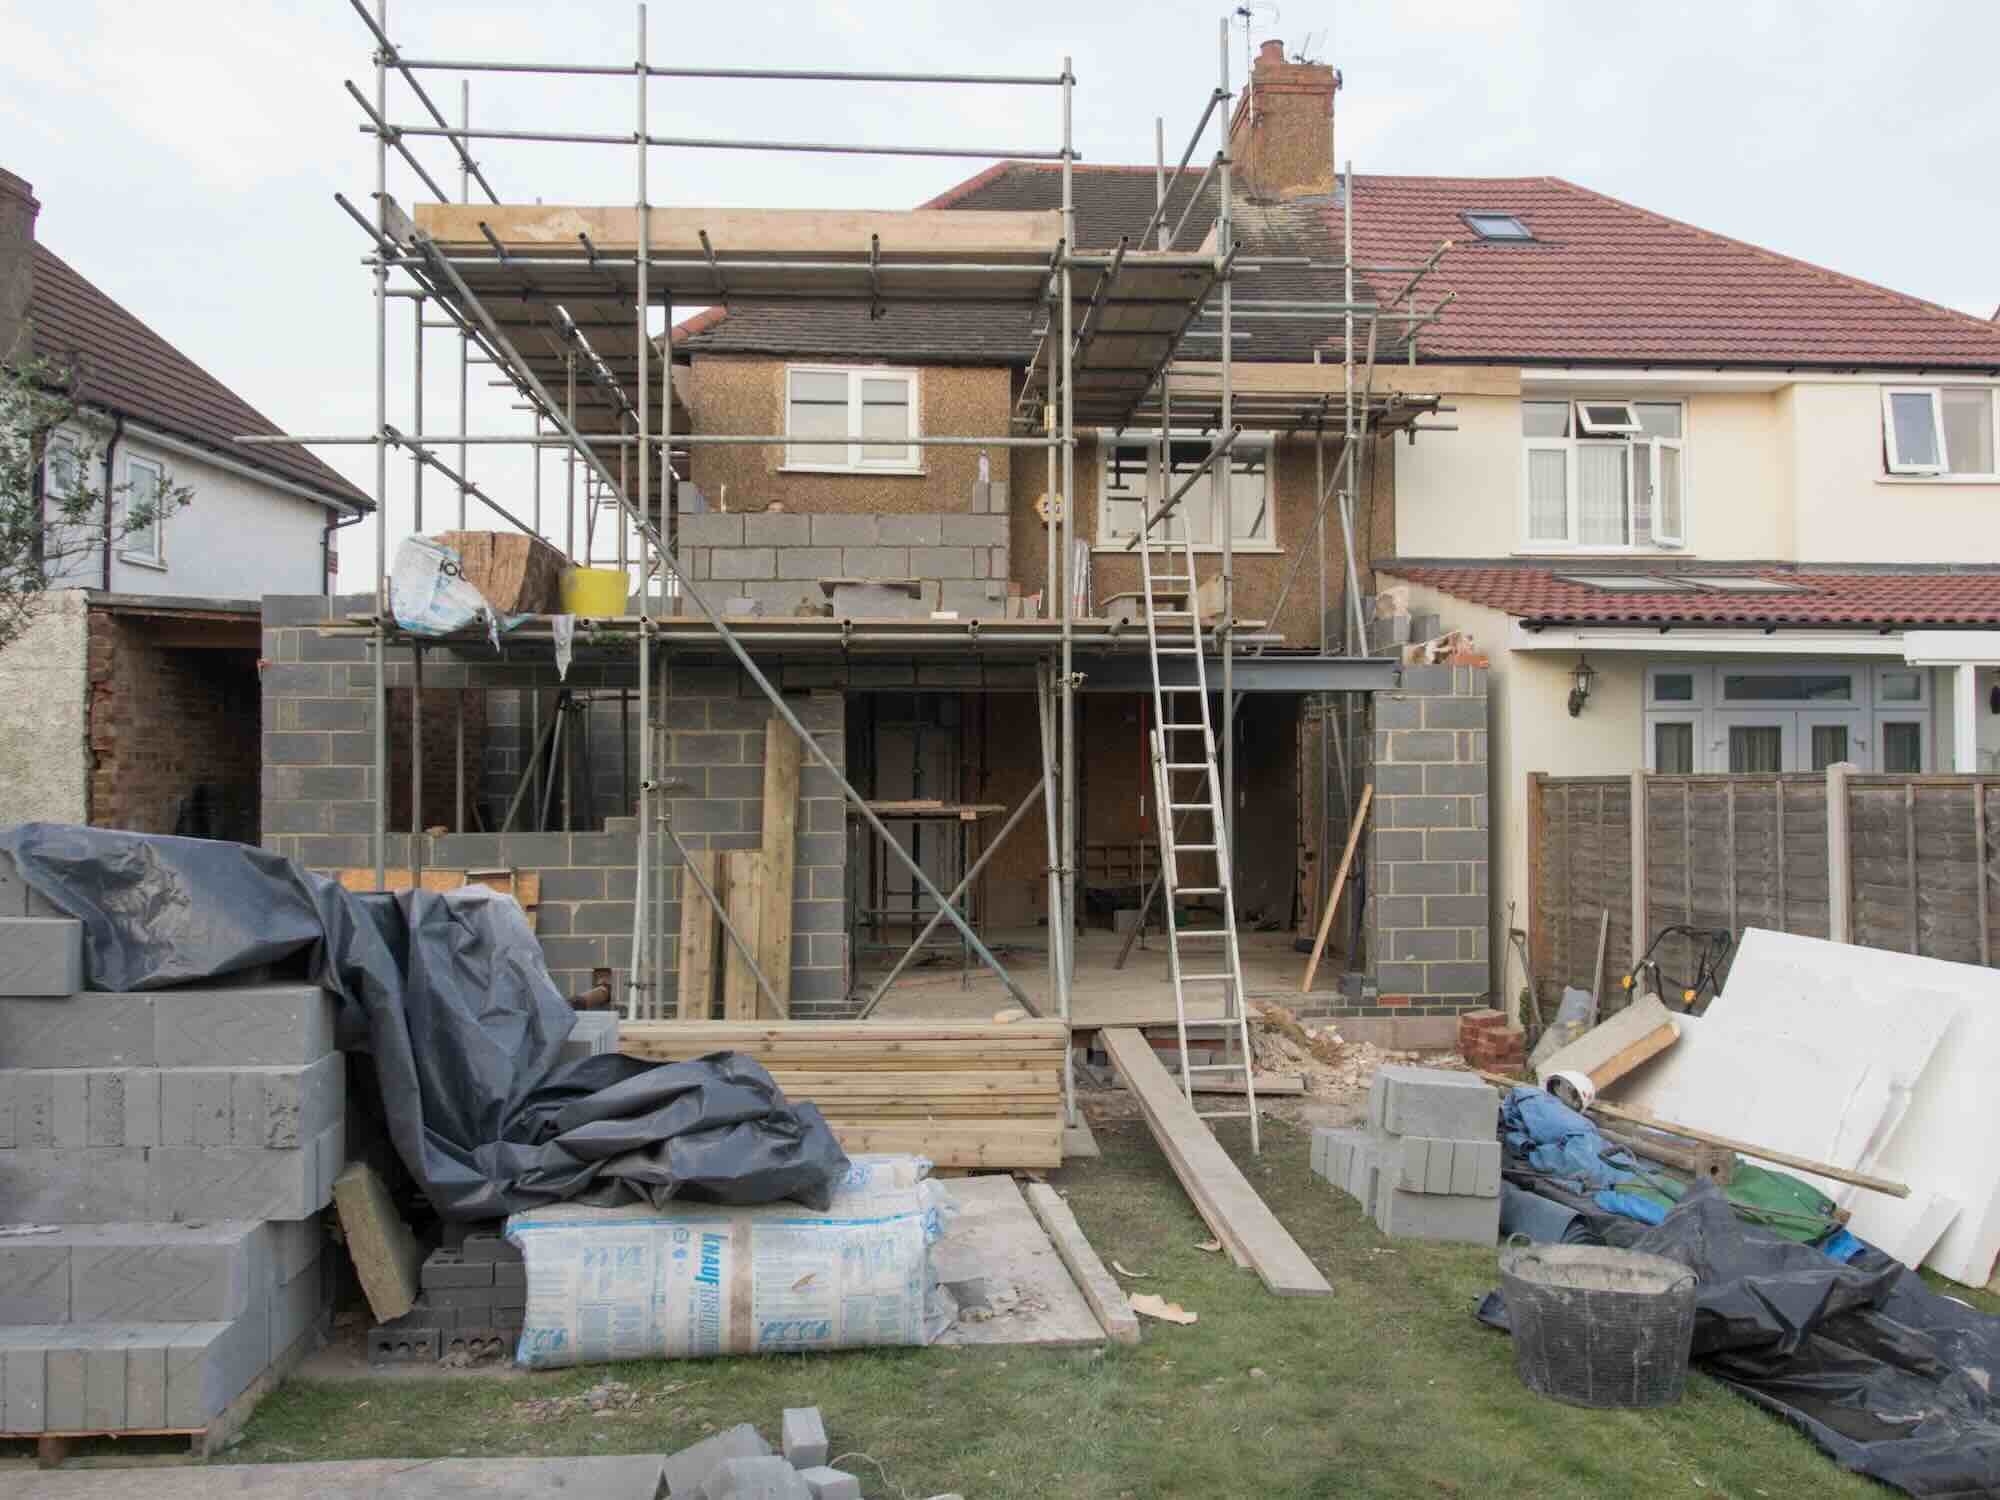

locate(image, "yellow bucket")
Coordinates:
560 567 628 616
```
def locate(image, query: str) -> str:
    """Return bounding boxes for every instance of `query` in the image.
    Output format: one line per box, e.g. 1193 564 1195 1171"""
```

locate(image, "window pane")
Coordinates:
1654 721 1694 773
1729 725 1784 773
1101 442 1149 540
1229 450 1270 543
859 377 911 461
1652 673 1695 703
1879 669 1922 703
1635 403 1683 439
1526 448 1567 540
787 370 848 465
1577 401 1639 433
1721 673 1852 703
789 370 847 403
1882 721 1923 773
1809 723 1849 772
1941 389 1995 474
1657 445 1684 540
1890 391 1941 468
1522 401 1569 438
1575 445 1628 545
125 459 160 559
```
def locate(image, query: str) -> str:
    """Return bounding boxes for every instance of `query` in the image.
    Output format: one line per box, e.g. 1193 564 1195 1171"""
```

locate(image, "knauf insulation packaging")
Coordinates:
505 1154 956 1367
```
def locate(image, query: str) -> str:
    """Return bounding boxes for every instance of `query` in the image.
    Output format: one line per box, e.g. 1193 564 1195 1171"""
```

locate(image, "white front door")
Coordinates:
1712 711 1793 773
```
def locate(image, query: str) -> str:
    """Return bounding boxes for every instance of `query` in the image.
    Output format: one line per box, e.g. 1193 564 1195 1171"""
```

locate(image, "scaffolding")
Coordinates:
246 3 1454 1146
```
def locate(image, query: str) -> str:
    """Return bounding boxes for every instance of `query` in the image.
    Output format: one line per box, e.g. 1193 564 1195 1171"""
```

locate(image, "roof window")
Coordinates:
1464 212 1532 241
1558 574 1695 592
1677 576 1808 594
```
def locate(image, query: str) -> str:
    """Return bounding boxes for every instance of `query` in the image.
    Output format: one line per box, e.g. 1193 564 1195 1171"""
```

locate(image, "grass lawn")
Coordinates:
232 1112 1959 1498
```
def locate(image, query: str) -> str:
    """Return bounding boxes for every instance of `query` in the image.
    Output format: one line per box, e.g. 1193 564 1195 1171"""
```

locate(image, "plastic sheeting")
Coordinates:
0 824 849 1220
1481 1182 2000 1497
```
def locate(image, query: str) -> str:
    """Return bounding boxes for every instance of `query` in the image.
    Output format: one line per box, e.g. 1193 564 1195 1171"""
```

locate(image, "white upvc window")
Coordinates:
1881 385 1999 477
1520 399 1686 551
1639 661 1932 773
783 365 921 473
122 455 166 567
1095 430 1274 550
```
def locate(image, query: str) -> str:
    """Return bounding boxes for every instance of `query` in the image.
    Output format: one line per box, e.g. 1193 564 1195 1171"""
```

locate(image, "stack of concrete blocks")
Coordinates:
369 1232 525 1363
1311 1065 1502 1246
677 511 1011 620
0 868 339 1437
654 1408 870 1499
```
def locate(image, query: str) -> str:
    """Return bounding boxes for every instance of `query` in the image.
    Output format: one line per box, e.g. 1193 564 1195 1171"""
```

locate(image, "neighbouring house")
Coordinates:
0 168 371 839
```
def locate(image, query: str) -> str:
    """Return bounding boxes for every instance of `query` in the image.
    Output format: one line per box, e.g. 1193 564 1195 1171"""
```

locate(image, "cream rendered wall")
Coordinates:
0 590 89 824
1382 576 1648 1012
1395 393 1518 557
1786 382 2000 562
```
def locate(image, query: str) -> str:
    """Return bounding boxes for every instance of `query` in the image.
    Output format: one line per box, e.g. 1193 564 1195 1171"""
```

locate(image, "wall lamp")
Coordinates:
1567 656 1596 718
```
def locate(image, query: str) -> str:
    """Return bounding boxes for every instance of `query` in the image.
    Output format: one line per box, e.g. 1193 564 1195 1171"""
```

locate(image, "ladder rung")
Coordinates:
1174 929 1228 938
1176 843 1218 853
1180 972 1235 983
1151 573 1191 582
1169 804 1214 814
1152 609 1195 619
1197 1109 1255 1120
1176 886 1223 895
1162 724 1206 732
1165 762 1208 771
1155 647 1198 656
1185 1062 1249 1072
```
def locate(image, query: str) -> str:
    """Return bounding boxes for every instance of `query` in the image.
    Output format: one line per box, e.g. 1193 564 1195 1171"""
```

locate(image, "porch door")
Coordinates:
1712 711 1793 774
1798 711 1859 772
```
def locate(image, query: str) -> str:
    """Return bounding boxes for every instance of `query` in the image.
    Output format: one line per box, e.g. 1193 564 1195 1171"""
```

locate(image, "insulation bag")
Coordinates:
506 1154 957 1368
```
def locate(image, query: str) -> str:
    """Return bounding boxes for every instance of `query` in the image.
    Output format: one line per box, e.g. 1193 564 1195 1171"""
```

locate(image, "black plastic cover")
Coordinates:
1 824 849 1218
1480 1181 2000 1497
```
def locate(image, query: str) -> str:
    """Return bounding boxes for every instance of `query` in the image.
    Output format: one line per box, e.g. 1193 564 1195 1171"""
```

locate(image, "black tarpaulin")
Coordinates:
0 824 848 1219
1480 1181 2000 1497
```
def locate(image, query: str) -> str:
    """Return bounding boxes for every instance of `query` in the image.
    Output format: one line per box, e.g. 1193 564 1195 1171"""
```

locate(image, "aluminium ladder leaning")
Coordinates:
1134 482 1260 1153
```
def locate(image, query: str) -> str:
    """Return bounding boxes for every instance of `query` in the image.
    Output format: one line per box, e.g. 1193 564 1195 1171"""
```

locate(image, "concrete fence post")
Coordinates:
1628 769 1648 974
1827 761 1854 944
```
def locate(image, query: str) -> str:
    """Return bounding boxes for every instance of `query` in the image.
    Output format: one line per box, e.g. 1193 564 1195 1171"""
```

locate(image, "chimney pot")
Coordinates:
1258 39 1285 66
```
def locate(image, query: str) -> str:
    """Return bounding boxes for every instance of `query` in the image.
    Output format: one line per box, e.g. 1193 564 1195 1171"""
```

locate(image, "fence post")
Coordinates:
1523 771 1545 1028
1827 761 1854 944
1628 769 1647 974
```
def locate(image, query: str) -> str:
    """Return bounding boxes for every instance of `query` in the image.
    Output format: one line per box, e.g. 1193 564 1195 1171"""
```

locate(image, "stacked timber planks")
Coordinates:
618 1020 1066 1169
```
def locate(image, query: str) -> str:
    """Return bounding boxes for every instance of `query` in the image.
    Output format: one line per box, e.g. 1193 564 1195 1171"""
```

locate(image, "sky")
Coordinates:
3 0 1996 585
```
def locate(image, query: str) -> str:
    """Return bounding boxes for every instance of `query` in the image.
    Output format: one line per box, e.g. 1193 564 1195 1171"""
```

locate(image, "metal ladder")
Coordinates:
1135 498 1260 1153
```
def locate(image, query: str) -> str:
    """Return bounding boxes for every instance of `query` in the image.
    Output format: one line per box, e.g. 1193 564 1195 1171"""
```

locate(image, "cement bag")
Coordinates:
506 1154 957 1368
390 534 502 646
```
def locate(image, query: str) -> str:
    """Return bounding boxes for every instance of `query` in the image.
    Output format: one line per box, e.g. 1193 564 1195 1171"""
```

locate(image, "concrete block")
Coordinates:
1367 1064 1498 1142
84 1343 126 1430
68 1220 269 1323
663 1422 775 1497
1344 1137 1387 1216
51 1069 87 1147
703 1456 812 1500
0 1147 150 1223
421 1252 494 1289
268 1257 323 1364
680 513 744 546
428 1284 495 1310
1373 1187 1501 1246
46 1341 85 1430
0 1244 70 1322
558 1010 621 1063
777 547 844 580
0 993 154 1067
459 1228 519 1264
877 514 942 546
369 1320 443 1364
908 546 974 578
149 1143 327 1222
839 546 909 578
941 513 1007 546
125 1068 161 1147
712 548 777 582
2 1345 46 1432
743 512 812 547
167 1306 272 1428
807 513 878 546
797 1467 862 1500
153 985 338 1066
0 917 82 995
938 580 1005 617
126 1342 166 1429
782 1405 828 1467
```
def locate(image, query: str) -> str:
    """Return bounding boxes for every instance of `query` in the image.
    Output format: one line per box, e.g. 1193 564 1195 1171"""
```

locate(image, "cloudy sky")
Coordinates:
3 0 1995 581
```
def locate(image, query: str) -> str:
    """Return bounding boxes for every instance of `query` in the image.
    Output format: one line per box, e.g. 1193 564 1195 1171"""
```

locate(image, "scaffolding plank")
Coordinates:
722 850 767 1021
676 850 724 1021
1101 1027 1332 1297
758 720 802 1019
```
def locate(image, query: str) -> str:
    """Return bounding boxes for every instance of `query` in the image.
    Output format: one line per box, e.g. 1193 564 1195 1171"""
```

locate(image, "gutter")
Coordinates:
118 417 371 517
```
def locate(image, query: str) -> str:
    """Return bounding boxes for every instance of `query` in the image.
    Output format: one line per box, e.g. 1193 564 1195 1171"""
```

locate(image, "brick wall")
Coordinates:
88 611 260 842
259 596 851 1015
1363 662 1491 1019
678 508 1010 619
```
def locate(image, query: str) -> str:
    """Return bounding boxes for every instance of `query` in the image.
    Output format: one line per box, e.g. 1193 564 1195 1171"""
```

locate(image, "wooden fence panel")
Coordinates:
1532 770 1993 1003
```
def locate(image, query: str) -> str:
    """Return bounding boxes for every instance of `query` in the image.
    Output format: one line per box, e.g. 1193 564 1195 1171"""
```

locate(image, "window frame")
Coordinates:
781 364 923 475
121 454 167 568
1463 211 1532 241
1575 400 1643 436
1519 397 1688 552
1092 429 1279 553
1880 385 2000 480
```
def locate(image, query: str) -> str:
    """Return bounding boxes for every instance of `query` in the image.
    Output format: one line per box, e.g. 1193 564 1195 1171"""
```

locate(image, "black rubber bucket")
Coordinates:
1498 1239 1698 1408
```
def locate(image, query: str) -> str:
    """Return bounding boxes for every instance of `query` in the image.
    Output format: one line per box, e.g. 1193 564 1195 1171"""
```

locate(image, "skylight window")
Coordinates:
1677 576 1808 594
1464 212 1532 241
1558 574 1695 591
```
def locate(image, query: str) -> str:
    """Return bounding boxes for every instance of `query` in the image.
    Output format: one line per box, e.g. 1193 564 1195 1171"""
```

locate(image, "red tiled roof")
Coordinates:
29 245 370 510
1328 176 2000 370
1383 564 2000 629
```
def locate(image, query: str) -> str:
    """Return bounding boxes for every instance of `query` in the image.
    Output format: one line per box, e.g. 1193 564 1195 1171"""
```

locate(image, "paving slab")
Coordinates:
932 1174 1104 1349
12 1455 671 1498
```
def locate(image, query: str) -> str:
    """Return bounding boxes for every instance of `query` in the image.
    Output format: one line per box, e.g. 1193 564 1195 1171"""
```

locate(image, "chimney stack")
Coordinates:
0 168 38 369
1227 40 1340 201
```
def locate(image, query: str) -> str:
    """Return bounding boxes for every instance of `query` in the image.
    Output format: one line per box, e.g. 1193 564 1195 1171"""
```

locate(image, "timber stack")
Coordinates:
617 1020 1066 1169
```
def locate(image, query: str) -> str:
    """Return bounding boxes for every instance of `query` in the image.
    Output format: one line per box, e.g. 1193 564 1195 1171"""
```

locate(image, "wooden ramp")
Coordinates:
1100 1027 1332 1298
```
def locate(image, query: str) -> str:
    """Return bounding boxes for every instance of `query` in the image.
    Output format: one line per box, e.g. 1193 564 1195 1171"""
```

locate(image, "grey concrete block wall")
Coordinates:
676 510 1012 619
259 601 852 1017
1362 663 1491 1018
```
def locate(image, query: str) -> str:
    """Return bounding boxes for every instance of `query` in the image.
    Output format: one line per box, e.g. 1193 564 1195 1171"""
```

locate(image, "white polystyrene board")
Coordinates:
1713 930 2000 1285
1844 1189 1961 1272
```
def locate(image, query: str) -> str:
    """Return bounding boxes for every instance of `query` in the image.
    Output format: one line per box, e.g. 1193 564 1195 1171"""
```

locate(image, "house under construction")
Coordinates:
253 8 1483 1151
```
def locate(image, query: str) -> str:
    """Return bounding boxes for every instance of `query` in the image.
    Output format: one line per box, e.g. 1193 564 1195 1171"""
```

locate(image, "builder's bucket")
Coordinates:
1498 1239 1697 1408
561 567 627 616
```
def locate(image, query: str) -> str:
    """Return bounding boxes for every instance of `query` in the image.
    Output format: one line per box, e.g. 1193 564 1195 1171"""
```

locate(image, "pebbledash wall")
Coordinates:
259 595 854 1016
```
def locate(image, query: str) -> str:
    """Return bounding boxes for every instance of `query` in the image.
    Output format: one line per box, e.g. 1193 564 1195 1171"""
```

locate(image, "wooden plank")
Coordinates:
722 850 766 1021
1023 1182 1141 1346
336 867 468 894
1584 1023 1679 1091
676 850 723 1021
828 1122 1063 1169
1536 993 1678 1087
1300 785 1371 993
758 719 802 1018
331 1161 421 1323
620 1019 1070 1044
1169 360 1522 398
1100 1028 1332 1297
